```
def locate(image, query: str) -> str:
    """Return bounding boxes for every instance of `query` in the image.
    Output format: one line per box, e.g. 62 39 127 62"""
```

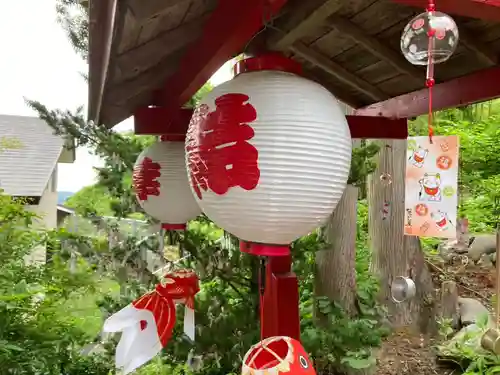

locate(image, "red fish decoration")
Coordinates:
242 336 316 375
103 269 200 375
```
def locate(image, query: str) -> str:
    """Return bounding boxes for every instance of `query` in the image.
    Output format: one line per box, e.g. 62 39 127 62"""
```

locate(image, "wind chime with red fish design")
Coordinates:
400 0 459 143
103 269 200 375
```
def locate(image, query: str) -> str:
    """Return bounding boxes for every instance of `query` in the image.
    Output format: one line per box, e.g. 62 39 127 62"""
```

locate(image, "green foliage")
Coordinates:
295 233 389 372
348 142 380 190
0 192 114 374
65 184 114 217
55 0 89 60
436 314 500 375
185 82 215 108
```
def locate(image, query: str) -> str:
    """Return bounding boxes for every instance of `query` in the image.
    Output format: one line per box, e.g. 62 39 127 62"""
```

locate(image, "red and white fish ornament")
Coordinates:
103 269 200 374
242 336 316 375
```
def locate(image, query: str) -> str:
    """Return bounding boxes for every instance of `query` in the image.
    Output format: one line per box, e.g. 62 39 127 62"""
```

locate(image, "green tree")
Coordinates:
65 184 114 217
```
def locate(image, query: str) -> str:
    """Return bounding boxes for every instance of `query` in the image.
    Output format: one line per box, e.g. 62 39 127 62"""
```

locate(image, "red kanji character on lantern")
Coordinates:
133 157 161 201
186 93 260 200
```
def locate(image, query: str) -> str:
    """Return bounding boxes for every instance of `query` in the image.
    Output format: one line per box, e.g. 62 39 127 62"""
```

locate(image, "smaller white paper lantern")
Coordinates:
185 54 352 255
133 139 201 229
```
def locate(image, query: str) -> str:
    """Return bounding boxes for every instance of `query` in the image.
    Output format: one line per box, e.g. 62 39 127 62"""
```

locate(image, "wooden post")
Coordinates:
440 281 459 329
316 185 358 318
368 139 436 331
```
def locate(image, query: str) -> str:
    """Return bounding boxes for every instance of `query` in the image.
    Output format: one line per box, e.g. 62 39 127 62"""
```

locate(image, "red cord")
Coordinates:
427 79 434 144
426 7 436 144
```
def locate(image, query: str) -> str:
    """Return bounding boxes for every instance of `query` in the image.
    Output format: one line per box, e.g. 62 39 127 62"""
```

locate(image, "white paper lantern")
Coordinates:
133 140 201 229
185 54 351 254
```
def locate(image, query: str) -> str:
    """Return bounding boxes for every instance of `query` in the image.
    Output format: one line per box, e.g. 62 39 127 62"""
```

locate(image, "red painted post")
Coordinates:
262 255 301 340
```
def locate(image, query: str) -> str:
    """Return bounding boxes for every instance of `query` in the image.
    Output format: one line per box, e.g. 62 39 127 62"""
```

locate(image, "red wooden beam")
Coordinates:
134 107 193 135
134 107 408 139
347 116 408 139
391 0 500 22
354 66 500 118
154 0 288 108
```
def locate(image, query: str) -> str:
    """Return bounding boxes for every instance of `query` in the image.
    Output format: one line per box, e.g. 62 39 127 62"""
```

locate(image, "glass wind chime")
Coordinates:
389 1 460 304
400 0 459 143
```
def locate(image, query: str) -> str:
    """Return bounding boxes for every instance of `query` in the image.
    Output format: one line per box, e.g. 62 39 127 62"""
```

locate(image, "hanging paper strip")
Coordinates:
102 269 199 375
404 135 459 239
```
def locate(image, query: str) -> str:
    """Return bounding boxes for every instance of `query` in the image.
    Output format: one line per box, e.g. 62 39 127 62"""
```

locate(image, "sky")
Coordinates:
0 0 233 193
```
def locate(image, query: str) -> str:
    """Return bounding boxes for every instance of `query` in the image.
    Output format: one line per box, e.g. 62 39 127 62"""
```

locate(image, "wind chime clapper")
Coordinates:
391 276 417 303
400 0 459 143
481 227 500 354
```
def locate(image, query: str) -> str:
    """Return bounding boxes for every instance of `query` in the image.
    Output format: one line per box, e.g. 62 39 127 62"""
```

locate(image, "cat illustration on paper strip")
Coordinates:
408 145 428 168
419 173 442 202
431 210 454 232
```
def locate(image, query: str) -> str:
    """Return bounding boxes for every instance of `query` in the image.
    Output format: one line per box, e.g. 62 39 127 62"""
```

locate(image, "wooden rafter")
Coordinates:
269 0 342 50
156 0 289 108
88 0 117 123
328 16 423 83
127 0 185 20
305 71 366 108
99 0 129 117
459 27 498 66
266 0 386 103
391 0 500 22
106 51 184 106
113 15 207 82
290 43 388 102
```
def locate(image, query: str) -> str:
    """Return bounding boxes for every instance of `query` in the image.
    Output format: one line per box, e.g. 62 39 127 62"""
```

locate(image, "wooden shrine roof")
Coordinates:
89 0 500 128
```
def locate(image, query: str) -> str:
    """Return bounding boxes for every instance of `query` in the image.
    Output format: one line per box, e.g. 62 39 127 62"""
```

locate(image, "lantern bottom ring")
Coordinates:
162 223 187 231
240 241 290 256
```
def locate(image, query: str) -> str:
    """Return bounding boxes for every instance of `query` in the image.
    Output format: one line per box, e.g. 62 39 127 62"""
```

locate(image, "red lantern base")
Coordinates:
240 241 290 256
162 223 187 230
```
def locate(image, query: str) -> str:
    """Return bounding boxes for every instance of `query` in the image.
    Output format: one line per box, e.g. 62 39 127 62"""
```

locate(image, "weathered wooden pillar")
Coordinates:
316 185 358 318
368 139 436 332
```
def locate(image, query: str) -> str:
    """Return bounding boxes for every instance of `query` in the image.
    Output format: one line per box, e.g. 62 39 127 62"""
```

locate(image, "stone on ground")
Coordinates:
458 297 493 327
468 234 497 262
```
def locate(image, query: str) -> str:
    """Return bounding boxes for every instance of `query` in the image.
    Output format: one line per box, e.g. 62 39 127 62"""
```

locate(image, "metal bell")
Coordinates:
391 276 416 303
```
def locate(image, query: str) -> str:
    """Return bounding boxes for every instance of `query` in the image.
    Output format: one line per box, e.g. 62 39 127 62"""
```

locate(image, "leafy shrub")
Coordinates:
0 192 114 374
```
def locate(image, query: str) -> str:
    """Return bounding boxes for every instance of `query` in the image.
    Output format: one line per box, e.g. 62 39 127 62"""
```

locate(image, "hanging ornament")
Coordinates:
382 200 391 220
102 269 199 375
400 1 459 143
391 276 417 303
185 53 352 256
242 336 316 374
133 138 201 231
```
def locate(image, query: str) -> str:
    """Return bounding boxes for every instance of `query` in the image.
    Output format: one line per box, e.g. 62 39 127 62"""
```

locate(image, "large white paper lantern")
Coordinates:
185 54 352 255
133 139 201 229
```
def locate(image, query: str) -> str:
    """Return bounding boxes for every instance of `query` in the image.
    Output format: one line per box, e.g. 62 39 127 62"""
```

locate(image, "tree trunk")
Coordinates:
315 185 358 318
368 140 436 333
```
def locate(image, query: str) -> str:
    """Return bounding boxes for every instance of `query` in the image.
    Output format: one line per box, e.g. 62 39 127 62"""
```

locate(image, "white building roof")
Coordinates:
0 114 65 196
